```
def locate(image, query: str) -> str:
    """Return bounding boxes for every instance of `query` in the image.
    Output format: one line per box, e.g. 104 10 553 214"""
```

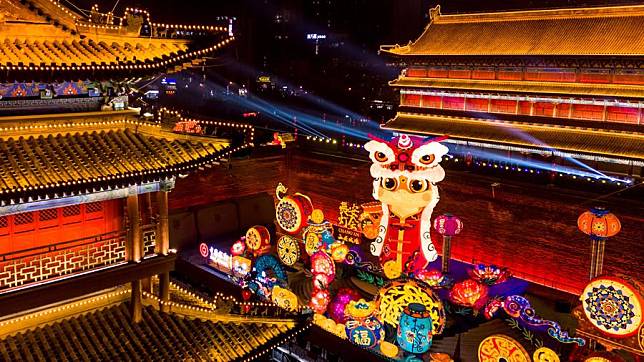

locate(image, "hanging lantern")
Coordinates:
310 289 330 314
449 279 489 309
578 207 621 239
433 214 463 236
397 303 433 354
578 207 621 279
433 213 463 274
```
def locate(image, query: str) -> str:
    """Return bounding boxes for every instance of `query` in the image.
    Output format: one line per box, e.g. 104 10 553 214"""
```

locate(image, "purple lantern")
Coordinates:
433 213 463 274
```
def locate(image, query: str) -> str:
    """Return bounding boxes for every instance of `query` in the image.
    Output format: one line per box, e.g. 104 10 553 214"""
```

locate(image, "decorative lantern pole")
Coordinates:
577 207 621 280
433 214 463 274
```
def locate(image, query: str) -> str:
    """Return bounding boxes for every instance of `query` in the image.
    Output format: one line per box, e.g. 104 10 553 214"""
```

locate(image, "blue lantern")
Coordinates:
397 303 433 354
321 229 335 247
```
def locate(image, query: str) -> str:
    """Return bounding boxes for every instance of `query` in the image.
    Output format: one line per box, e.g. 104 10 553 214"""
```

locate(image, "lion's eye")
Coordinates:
419 154 435 165
381 177 398 191
375 152 388 162
409 179 429 193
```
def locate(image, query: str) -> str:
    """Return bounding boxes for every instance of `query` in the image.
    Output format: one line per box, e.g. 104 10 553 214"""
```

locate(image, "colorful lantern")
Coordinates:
365 135 450 275
580 276 642 338
277 235 301 266
303 210 334 256
230 239 246 256
344 299 383 349
231 256 252 277
377 280 446 335
310 251 336 282
433 213 463 274
330 243 349 262
533 347 560 362
578 207 621 279
397 303 433 354
245 225 271 256
275 183 313 234
328 288 361 324
449 279 489 309
253 254 287 284
310 289 330 314
271 286 299 311
359 201 383 240
578 207 621 239
469 264 510 286
478 334 530 362
415 269 450 288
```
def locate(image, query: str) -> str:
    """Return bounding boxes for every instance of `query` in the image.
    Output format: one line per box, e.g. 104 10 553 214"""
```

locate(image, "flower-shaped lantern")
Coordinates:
433 214 463 273
577 207 621 279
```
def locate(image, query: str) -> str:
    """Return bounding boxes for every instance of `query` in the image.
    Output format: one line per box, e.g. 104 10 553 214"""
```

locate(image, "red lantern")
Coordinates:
449 279 489 309
578 207 621 239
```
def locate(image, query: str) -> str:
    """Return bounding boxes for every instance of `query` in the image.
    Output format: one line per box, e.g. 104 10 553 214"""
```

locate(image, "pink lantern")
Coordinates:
433 213 463 274
328 288 361 323
433 213 463 237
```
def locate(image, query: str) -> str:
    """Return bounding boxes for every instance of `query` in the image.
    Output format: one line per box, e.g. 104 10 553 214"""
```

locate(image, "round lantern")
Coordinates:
478 334 530 362
277 235 301 266
580 276 642 338
397 303 433 354
433 213 463 237
271 286 299 311
275 185 314 235
577 207 621 239
310 251 336 281
310 289 330 314
245 226 271 256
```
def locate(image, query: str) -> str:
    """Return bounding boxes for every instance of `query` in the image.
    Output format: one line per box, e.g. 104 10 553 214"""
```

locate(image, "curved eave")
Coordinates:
383 112 644 161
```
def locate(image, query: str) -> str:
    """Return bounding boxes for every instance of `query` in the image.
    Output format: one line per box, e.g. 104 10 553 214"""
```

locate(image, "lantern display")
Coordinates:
344 299 383 349
578 207 621 279
397 303 433 354
415 269 450 288
275 183 314 235
277 235 301 266
303 209 335 256
330 242 349 262
580 276 642 338
245 226 271 256
310 251 336 282
468 264 510 286
271 286 299 311
230 239 246 256
449 279 489 309
231 256 252 277
478 334 530 362
433 213 463 274
533 347 560 362
328 288 361 324
358 201 383 240
377 280 446 335
310 289 330 314
253 254 287 284
364 134 449 276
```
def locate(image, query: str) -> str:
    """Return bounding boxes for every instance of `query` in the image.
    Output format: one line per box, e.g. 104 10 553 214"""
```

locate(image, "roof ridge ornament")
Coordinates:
429 5 441 21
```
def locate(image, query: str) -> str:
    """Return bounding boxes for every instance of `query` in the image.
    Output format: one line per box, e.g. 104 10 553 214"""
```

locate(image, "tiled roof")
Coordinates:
383 112 644 160
381 5 644 56
0 127 229 201
0 303 301 361
390 77 644 100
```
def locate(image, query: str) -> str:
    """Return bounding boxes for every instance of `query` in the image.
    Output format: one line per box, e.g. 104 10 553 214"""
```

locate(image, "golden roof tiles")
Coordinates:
381 5 644 56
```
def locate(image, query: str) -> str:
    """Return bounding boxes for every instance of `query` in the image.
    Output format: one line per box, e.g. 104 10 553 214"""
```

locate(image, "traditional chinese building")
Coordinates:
380 4 644 179
0 1 308 359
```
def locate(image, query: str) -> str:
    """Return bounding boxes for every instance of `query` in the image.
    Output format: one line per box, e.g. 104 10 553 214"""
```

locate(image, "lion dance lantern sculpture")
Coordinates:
364 134 449 278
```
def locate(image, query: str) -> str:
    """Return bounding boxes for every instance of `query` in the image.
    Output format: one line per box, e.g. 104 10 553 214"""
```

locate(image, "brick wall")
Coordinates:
170 151 643 294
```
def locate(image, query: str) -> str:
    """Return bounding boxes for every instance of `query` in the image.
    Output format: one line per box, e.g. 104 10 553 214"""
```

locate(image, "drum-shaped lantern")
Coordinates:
578 207 621 239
